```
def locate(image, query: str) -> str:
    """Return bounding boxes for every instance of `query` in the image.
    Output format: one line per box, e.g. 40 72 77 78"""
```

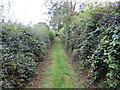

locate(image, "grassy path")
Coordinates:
40 37 84 88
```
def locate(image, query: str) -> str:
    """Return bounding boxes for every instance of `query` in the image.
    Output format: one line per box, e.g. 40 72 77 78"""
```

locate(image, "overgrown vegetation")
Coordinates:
1 22 54 88
60 1 120 89
1 0 120 89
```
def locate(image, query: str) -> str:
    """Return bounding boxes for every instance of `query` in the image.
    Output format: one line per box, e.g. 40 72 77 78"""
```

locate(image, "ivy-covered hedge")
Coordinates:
60 1 120 89
1 22 54 88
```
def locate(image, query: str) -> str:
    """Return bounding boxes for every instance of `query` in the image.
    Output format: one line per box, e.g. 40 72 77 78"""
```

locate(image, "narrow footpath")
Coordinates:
40 37 85 88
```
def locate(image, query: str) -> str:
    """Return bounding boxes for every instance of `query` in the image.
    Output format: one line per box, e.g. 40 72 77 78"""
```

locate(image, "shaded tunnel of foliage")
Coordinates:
60 1 120 89
1 23 54 88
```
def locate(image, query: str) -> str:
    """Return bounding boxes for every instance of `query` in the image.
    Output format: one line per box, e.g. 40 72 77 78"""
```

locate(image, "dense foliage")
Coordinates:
1 0 120 89
60 1 120 89
1 22 54 88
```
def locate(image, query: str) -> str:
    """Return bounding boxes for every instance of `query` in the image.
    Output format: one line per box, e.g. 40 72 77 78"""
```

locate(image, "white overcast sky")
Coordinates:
1 0 119 25
1 0 49 25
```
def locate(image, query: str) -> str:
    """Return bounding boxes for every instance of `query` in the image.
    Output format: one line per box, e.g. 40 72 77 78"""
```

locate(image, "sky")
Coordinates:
1 0 119 25
1 0 49 25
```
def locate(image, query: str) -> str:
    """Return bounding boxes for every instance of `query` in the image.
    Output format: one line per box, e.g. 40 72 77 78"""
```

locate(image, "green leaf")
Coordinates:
104 40 109 44
109 64 118 69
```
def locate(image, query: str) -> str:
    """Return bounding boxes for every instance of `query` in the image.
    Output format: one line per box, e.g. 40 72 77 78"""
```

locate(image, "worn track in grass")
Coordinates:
40 37 85 88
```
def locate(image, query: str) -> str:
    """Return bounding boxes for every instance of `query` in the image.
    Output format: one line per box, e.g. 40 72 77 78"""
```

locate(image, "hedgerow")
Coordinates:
1 22 54 88
60 1 120 89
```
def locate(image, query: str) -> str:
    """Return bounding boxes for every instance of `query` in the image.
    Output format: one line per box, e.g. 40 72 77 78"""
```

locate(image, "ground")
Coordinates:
27 37 95 88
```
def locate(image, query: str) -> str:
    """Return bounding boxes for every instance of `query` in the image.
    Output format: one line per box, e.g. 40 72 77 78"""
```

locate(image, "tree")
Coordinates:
0 0 12 23
45 0 79 31
0 2 4 23
38 22 49 29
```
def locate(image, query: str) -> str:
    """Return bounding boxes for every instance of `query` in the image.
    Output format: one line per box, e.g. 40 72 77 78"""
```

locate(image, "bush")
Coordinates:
60 1 120 89
1 22 54 88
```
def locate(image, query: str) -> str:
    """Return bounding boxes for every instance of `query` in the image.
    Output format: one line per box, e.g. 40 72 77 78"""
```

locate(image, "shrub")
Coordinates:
60 1 120 89
1 22 54 88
